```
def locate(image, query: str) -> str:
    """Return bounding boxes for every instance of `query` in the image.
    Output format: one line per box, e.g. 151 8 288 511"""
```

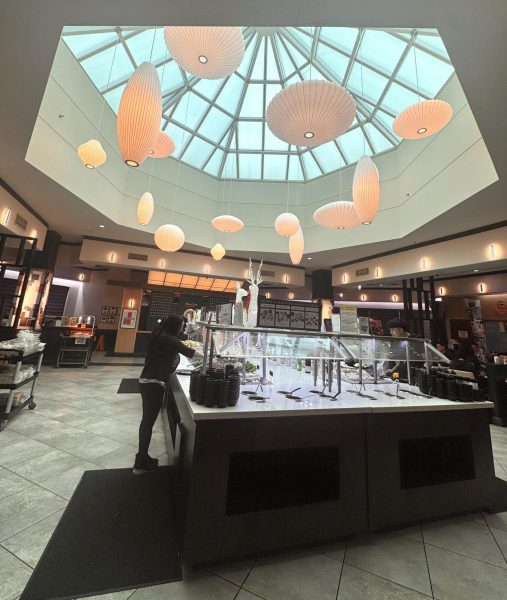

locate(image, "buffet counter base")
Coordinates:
162 374 504 567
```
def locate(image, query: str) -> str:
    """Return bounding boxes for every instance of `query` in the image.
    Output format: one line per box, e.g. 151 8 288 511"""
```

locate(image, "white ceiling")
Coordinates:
0 1 506 272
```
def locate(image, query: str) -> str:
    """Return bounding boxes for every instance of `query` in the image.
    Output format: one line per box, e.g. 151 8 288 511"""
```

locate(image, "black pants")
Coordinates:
138 382 165 456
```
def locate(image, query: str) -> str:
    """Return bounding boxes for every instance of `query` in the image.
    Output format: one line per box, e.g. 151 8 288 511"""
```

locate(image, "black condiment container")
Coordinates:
205 378 218 407
435 376 447 399
217 379 229 408
196 373 207 405
189 370 200 402
446 379 459 401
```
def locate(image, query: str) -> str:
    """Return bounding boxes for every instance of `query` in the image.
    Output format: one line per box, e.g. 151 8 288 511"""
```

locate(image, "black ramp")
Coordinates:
21 467 181 600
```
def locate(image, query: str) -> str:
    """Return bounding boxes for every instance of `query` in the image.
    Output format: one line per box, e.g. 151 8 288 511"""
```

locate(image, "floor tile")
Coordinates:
0 468 32 500
207 558 255 586
0 436 54 468
313 540 347 561
0 546 33 600
38 462 101 500
130 570 239 599
9 449 86 484
483 511 507 533
235 590 265 600
93 445 137 469
0 486 67 541
422 516 506 567
337 564 431 600
395 525 423 542
490 527 507 560
79 591 137 600
2 509 65 568
345 533 432 596
244 550 341 600
426 543 507 600
81 418 139 445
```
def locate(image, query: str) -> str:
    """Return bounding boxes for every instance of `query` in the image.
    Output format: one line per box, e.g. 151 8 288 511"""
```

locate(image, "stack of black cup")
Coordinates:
190 366 241 408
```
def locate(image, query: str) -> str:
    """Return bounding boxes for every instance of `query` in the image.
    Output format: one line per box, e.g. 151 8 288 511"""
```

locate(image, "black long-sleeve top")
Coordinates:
140 333 195 383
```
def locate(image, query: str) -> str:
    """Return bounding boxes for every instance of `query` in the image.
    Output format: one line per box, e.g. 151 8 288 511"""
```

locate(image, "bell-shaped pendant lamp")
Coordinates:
117 62 162 167
164 26 244 80
77 139 107 169
266 80 356 148
352 156 380 225
154 224 185 252
149 131 176 158
210 242 226 261
393 99 453 139
313 201 361 230
274 212 300 237
137 192 154 226
211 214 244 233
289 228 304 265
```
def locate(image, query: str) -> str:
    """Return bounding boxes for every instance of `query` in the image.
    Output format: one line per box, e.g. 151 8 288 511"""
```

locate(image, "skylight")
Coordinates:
62 26 454 182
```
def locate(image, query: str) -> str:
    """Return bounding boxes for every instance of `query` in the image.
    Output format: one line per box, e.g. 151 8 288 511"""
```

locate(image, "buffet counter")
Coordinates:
163 371 503 567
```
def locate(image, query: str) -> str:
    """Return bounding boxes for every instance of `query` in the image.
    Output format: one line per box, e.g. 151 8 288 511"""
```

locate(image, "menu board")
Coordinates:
256 299 322 331
217 302 233 325
290 306 305 329
275 305 291 328
304 306 320 330
340 305 358 333
258 302 275 327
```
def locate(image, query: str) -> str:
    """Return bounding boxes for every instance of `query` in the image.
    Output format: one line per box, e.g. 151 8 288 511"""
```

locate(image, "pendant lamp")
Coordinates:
210 243 226 261
289 228 304 265
275 212 300 237
313 201 360 229
393 99 453 139
137 192 154 226
164 26 244 80
117 62 162 167
150 131 176 158
211 214 244 233
352 156 380 225
154 224 185 252
266 80 356 148
77 139 107 169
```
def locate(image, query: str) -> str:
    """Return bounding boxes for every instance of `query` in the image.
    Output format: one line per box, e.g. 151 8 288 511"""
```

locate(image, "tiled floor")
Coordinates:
0 365 506 600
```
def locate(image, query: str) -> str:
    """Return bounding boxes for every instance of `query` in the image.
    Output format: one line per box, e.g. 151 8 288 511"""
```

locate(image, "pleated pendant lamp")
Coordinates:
77 139 107 169
289 228 304 265
137 192 154 226
393 99 453 139
275 212 300 237
352 156 380 225
313 201 360 229
149 131 176 158
154 224 185 252
211 214 244 233
210 243 226 261
117 62 162 167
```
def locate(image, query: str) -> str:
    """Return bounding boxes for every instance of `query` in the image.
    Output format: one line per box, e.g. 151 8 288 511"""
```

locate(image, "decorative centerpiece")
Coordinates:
245 259 263 328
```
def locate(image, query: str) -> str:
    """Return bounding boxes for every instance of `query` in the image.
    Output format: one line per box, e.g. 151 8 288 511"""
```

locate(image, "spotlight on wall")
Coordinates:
489 243 497 259
159 259 166 269
78 273 85 281
288 292 294 300
339 292 344 298
109 252 116 263
342 273 348 284
375 267 380 279
204 264 211 275
360 293 367 301
439 286 445 296
473 269 479 272
128 298 136 308
284 274 289 284
2 209 11 225
392 294 398 302
265 292 271 299
421 256 428 271
435 297 443 302
357 284 362 290
31 229 38 239
479 283 486 294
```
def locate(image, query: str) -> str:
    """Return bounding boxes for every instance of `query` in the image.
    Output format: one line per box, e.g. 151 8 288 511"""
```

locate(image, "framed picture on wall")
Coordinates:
108 316 116 324
120 308 138 329
108 306 117 316
101 306 109 316
100 316 108 324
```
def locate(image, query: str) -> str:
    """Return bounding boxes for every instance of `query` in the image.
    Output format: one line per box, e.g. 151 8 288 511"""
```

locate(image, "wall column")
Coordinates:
114 287 143 354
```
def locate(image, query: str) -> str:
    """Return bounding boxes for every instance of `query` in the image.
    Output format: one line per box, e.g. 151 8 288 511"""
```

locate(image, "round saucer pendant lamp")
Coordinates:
210 242 226 261
154 224 185 252
164 26 244 80
393 99 453 139
150 131 176 158
352 156 380 225
137 192 154 226
289 228 304 265
211 214 244 233
275 212 300 237
77 139 107 169
313 201 360 230
117 62 162 167
266 80 356 148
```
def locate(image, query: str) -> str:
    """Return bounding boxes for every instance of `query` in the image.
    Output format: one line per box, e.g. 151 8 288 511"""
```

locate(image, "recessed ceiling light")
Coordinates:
417 127 428 134
473 269 479 272
307 257 312 260
304 131 315 139
99 224 105 228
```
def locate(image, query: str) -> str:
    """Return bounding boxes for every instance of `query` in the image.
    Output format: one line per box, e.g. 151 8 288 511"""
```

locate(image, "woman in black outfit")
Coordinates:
134 315 201 474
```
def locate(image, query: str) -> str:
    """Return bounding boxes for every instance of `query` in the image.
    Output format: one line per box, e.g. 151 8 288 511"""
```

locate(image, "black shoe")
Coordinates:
133 453 158 475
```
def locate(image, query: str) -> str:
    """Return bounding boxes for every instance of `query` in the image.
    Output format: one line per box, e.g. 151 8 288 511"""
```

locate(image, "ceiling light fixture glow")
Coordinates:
137 192 154 226
275 212 299 237
289 227 304 265
210 243 226 261
313 201 361 230
150 131 176 158
393 99 453 139
212 215 244 233
77 139 107 169
353 156 380 225
154 224 185 252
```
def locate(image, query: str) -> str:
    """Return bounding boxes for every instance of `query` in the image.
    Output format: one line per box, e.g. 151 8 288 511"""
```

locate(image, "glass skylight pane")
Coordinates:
251 38 266 79
366 124 394 153
172 93 208 129
104 84 125 113
289 28 313 52
312 141 342 172
265 83 282 107
241 84 264 117
275 37 298 78
216 74 245 114
288 154 303 180
237 37 258 77
316 45 349 82
193 77 224 101
239 154 262 179
381 82 420 115
396 48 453 96
157 60 184 97
375 110 398 140
182 137 215 167
81 43 133 91
360 30 406 75
301 152 322 179
416 34 450 60
223 153 237 178
347 63 388 105
62 31 119 59
320 28 358 55
237 121 263 150
266 39 281 80
300 65 328 82
199 107 232 141
263 155 288 180
264 123 289 151
126 29 166 65
340 128 367 164
204 149 224 176
280 35 308 70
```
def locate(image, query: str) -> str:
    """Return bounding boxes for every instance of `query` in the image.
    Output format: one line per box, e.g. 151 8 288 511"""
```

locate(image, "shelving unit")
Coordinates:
0 347 44 431
56 315 95 368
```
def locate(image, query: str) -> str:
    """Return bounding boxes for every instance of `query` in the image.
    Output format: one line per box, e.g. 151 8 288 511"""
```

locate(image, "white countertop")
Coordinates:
174 371 493 421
